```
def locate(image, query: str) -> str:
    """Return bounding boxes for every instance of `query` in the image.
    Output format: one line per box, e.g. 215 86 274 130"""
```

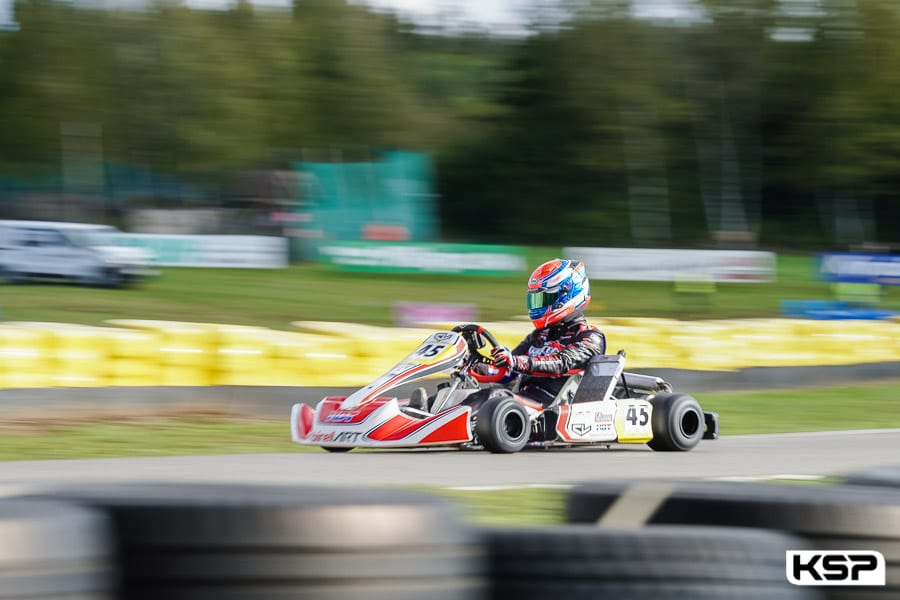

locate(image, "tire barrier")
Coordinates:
3 480 900 598
482 524 822 600
24 483 486 600
0 499 114 599
2 317 900 389
565 480 900 599
843 465 900 489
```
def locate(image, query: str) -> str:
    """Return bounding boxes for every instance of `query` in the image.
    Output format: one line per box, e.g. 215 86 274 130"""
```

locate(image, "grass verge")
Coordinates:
429 487 567 526
694 381 900 435
3 255 897 327
0 413 302 461
0 381 898 462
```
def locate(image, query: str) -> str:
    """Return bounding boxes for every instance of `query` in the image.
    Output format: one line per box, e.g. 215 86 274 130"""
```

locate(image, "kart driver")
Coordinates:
465 258 606 409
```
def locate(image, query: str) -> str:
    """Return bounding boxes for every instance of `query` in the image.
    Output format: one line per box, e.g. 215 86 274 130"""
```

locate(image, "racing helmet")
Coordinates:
526 259 591 329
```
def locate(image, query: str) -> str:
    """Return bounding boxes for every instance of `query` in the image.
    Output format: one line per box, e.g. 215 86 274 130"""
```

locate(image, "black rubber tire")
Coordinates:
0 499 113 599
491 581 820 600
475 396 530 454
25 482 477 547
843 465 900 489
565 480 900 537
121 581 485 600
483 524 821 599
565 480 900 596
817 591 899 600
124 547 479 580
647 392 704 451
321 446 353 453
22 483 484 600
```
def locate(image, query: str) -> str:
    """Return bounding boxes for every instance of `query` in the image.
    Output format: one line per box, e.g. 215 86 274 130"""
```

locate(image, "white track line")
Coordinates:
731 428 900 440
448 474 831 491
710 474 828 482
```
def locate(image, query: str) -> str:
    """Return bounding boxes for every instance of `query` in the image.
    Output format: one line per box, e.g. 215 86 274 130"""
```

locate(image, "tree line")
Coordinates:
1 0 898 250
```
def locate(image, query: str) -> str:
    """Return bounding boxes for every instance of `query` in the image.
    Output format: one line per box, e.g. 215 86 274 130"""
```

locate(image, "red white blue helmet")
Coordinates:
527 259 591 329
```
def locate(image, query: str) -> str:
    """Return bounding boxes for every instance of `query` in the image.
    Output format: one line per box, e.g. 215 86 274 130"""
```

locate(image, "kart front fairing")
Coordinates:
291 331 480 449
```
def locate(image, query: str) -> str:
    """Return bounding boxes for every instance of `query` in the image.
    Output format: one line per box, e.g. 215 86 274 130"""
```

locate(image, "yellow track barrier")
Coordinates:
0 318 896 389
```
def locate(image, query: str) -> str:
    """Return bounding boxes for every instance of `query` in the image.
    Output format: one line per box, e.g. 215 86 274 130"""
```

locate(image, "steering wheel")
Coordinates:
451 323 502 370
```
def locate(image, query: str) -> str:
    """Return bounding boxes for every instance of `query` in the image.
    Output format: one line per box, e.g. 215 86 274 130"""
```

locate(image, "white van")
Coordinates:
0 220 155 286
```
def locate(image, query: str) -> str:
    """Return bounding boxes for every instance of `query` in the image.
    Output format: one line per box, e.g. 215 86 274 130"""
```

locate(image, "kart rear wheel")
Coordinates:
321 446 353 453
647 392 704 452
476 396 530 454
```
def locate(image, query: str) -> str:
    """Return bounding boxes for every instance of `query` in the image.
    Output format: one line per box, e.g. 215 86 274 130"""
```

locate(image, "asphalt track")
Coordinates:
0 428 898 492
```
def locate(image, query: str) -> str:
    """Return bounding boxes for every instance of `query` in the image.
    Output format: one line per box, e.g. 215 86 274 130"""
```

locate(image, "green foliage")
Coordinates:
2 0 900 247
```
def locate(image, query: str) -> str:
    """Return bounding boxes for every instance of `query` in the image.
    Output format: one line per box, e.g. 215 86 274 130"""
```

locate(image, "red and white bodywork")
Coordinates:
290 325 717 453
292 398 474 448
291 331 484 449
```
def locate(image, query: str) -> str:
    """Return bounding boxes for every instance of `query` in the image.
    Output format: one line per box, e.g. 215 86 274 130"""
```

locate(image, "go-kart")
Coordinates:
290 324 719 453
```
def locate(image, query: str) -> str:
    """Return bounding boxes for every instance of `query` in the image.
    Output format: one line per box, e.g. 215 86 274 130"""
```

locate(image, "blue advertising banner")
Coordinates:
818 253 900 286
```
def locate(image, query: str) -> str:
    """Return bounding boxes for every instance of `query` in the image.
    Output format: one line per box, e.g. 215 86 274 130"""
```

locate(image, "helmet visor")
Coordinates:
527 289 561 311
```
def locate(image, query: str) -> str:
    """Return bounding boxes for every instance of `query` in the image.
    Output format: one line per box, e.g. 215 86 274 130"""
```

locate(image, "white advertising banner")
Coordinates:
563 247 776 283
109 234 289 268
818 253 900 286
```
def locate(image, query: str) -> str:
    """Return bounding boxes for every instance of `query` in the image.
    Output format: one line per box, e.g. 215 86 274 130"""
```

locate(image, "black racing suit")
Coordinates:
510 312 607 405
462 313 606 412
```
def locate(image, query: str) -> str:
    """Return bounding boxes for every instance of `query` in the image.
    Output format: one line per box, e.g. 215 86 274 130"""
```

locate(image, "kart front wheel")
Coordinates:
647 392 704 452
476 396 530 454
321 446 353 453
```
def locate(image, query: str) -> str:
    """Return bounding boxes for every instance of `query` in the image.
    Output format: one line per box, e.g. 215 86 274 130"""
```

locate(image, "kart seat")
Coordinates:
408 387 429 412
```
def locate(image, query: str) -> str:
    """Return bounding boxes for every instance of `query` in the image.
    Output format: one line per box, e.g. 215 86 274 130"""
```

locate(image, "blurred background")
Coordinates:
0 5 900 584
0 0 898 251
1 8 900 596
0 0 898 444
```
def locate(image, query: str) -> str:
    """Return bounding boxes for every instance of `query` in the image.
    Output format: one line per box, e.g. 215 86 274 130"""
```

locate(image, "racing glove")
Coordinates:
491 346 530 372
470 360 509 383
471 362 498 376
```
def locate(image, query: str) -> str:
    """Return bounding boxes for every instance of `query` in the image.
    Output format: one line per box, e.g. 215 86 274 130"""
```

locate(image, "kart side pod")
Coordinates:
574 354 718 450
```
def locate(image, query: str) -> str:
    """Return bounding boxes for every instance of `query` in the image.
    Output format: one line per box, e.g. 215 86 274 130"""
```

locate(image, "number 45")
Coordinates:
626 405 649 427
416 344 445 358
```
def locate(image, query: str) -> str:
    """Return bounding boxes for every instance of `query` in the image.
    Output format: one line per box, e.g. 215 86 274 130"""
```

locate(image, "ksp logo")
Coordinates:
786 550 885 586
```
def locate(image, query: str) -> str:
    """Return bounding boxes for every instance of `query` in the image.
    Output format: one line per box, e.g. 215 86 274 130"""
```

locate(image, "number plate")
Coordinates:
405 332 462 365
614 399 653 443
